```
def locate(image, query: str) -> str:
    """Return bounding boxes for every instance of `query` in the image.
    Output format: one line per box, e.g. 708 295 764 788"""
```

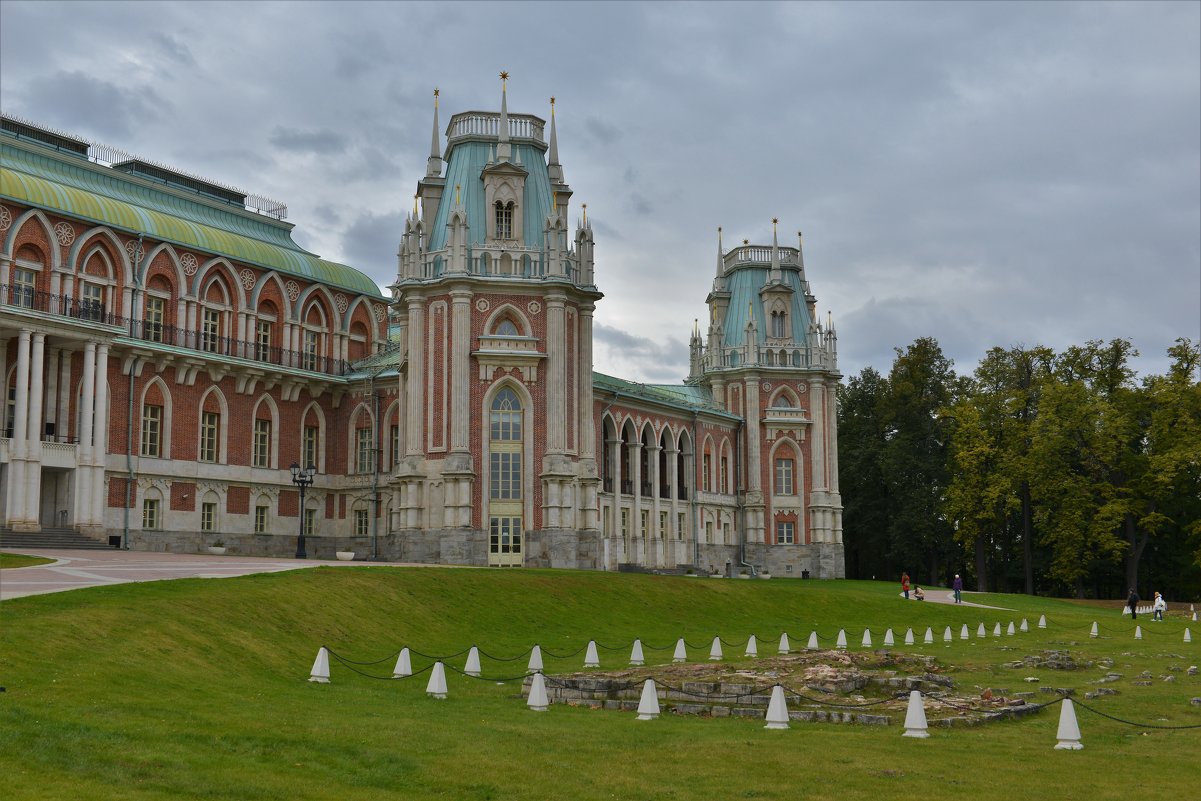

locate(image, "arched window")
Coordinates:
488 387 523 565
495 201 514 239
495 318 519 337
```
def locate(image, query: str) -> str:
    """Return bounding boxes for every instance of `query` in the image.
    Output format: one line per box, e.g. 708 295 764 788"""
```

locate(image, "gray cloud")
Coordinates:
339 210 404 279
153 32 195 67
269 127 348 154
14 71 167 140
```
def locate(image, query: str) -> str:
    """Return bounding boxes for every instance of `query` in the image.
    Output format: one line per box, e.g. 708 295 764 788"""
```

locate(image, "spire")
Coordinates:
426 88 443 177
715 226 724 279
548 96 564 183
496 70 512 162
769 217 782 283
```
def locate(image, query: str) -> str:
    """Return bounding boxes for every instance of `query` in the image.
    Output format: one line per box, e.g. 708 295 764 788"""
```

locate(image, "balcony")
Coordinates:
2 284 351 377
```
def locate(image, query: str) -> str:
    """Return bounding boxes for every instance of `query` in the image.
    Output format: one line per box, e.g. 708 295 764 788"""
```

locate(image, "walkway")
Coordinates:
0 549 415 601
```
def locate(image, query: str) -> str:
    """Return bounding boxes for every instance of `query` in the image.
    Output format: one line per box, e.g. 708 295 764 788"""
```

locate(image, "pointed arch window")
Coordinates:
495 201 514 240
771 310 787 339
488 387 523 564
494 318 519 337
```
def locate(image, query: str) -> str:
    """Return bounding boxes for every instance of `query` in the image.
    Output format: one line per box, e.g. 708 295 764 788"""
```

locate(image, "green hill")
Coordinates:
0 568 1196 800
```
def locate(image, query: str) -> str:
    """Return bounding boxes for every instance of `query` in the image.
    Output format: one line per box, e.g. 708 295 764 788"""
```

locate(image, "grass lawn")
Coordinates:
0 568 1197 800
0 553 54 569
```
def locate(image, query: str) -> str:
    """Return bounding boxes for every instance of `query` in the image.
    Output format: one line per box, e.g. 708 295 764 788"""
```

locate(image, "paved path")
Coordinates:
903 589 1013 610
0 549 420 601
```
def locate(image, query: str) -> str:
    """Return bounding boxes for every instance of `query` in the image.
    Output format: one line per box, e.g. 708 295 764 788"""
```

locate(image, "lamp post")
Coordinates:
290 462 316 559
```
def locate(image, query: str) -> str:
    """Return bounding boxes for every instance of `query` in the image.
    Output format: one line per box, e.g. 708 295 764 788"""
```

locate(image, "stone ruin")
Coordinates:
523 649 1046 727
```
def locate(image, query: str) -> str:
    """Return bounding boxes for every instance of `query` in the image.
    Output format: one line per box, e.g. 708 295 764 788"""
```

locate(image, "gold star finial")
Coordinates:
433 87 440 98
500 70 509 82
743 239 749 245
772 217 778 226
550 95 556 105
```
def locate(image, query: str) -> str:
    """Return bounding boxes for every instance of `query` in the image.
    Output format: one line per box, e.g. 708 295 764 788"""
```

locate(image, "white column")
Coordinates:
90 344 112 529
26 333 45 444
630 440 642 564
745 379 762 492
79 342 96 461
449 289 472 453
56 350 72 439
6 330 30 526
405 298 425 456
546 294 566 453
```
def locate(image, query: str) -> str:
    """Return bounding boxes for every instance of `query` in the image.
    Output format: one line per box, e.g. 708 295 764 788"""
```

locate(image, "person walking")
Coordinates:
1153 592 1166 621
952 574 963 604
901 572 911 600
1127 588 1140 619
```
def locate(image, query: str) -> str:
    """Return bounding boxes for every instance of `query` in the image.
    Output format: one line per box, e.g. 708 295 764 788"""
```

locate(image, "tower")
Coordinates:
390 76 603 568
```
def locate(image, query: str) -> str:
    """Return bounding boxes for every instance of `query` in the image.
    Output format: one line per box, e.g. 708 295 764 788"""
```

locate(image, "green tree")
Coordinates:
837 368 891 580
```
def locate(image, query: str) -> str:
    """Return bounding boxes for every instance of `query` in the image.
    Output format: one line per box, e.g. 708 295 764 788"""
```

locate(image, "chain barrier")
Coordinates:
477 646 534 663
542 644 590 659
325 648 435 681
324 648 400 666
1071 698 1201 730
443 662 535 683
409 646 472 661
595 641 629 652
778 684 896 709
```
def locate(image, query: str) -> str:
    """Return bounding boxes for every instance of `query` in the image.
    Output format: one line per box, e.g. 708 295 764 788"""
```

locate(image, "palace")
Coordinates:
0 82 844 577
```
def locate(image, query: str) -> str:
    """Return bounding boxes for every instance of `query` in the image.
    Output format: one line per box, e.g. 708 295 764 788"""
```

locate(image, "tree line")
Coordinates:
838 337 1201 601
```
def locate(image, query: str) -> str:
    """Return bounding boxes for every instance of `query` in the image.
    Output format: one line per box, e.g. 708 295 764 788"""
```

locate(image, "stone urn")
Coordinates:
335 551 356 561
206 546 226 555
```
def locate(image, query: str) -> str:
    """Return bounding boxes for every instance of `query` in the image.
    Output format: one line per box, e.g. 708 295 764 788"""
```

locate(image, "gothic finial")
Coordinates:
497 69 511 160
581 203 587 225
426 88 443 177
548 95 562 176
413 194 419 217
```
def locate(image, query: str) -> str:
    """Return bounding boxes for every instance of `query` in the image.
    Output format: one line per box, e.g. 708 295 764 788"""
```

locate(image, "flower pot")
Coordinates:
335 551 356 561
206 546 226 555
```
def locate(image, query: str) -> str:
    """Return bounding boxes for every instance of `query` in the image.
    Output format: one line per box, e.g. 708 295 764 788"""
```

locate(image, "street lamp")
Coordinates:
290 462 316 559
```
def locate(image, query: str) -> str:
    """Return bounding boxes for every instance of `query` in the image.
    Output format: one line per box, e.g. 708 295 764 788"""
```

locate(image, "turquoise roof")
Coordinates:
426 141 554 252
593 372 741 420
1 134 385 298
721 266 813 348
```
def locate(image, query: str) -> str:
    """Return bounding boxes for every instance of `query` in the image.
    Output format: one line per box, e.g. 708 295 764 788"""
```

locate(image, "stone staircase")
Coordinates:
0 527 117 550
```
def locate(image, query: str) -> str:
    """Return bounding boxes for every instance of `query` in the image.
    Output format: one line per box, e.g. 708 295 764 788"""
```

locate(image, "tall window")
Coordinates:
302 425 319 470
495 201 514 239
202 309 222 352
720 456 729 493
303 330 319 371
303 508 316 536
640 509 649 537
703 453 711 492
254 504 269 534
199 411 220 462
12 267 36 308
776 521 795 544
488 388 523 563
142 498 160 530
723 522 730 545
390 424 400 471
141 405 163 457
771 310 786 339
81 282 104 322
677 513 686 541
774 457 795 495
659 511 668 539
355 508 369 538
201 502 216 533
253 419 271 468
145 297 165 342
256 320 273 361
705 521 713 544
356 427 374 474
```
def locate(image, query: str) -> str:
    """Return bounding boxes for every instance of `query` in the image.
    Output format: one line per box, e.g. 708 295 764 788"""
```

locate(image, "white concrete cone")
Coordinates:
527 672 549 712
1134 626 1142 640
1192 612 1197 622
960 625 970 640
1054 698 1083 750
807 631 820 651
464 646 482 677
943 627 953 643
904 628 915 645
308 646 331 683
630 639 645 666
745 635 759 658
528 645 544 673
1090 622 1098 638
836 629 848 650
884 629 895 647
923 628 934 644
977 623 987 638
1007 622 1016 636
1185 628 1192 643
1038 614 1047 628
672 638 688 663
636 678 660 720
426 661 448 699
993 623 1002 637
778 633 791 654
764 685 790 730
1020 618 1029 632
709 636 723 661
584 640 600 668
861 629 872 648
902 690 929 738
393 647 412 678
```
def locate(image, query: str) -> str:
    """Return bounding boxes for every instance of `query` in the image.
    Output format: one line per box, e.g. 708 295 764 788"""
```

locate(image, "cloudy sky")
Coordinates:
2 1 1198 384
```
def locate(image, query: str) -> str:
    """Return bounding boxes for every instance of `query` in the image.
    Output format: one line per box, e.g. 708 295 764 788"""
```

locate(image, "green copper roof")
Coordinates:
426 141 554 252
593 372 740 419
721 266 813 348
0 136 385 298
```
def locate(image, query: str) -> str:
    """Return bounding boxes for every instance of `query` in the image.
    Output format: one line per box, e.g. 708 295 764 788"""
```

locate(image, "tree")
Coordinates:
838 368 891 580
